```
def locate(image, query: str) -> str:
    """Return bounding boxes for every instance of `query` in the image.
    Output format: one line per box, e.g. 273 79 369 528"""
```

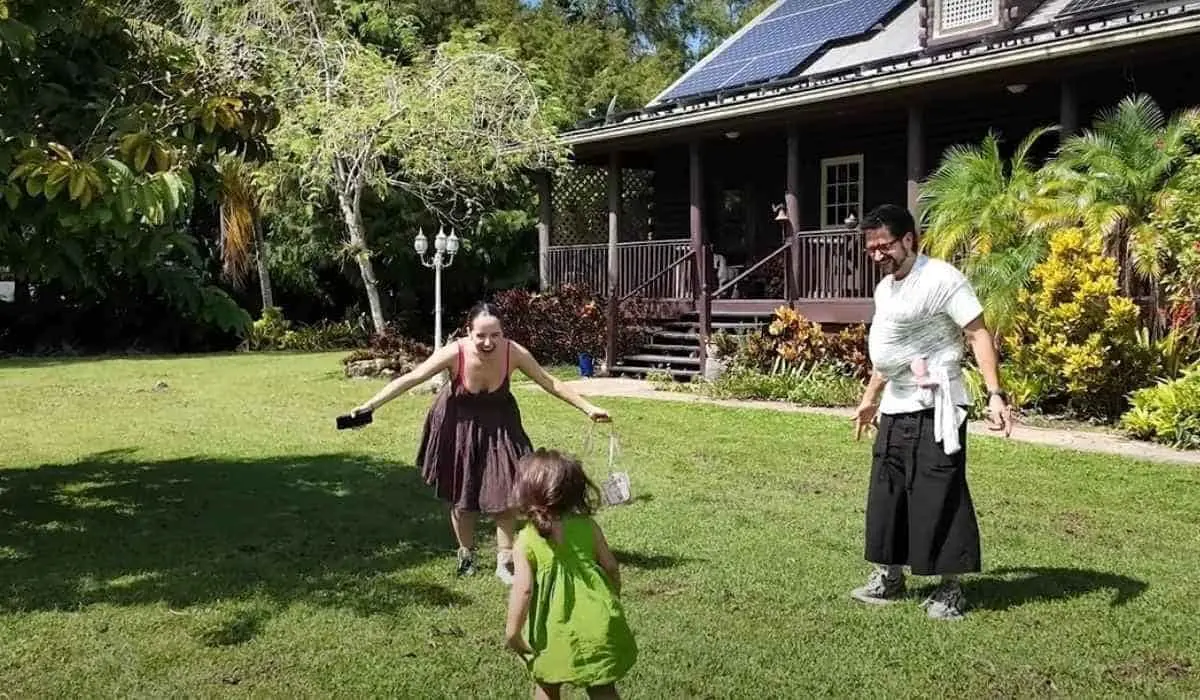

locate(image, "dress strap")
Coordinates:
454 341 464 386
504 340 512 378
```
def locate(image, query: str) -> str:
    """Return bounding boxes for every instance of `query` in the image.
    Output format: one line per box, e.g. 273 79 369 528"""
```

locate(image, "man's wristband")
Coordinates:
987 389 1008 403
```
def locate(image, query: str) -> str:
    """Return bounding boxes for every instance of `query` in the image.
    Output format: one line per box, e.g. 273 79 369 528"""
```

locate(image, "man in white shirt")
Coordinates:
850 204 1013 620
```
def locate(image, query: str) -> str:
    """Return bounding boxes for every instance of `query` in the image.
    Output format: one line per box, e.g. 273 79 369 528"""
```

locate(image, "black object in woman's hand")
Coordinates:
336 410 374 430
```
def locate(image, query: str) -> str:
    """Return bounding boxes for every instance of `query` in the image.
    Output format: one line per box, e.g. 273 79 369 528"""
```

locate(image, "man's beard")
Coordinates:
879 250 912 274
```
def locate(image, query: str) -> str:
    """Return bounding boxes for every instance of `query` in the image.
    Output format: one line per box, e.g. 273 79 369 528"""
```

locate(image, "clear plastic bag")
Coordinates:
583 426 632 506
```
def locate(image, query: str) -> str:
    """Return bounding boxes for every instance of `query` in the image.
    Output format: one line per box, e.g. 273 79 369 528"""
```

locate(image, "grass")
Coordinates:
1 352 1198 697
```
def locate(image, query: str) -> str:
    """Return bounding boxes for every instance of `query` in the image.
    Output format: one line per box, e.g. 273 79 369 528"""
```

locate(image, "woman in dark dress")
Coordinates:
349 303 611 584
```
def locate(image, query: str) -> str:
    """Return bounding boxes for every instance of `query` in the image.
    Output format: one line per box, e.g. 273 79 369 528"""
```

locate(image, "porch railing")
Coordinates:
545 228 880 303
793 229 886 298
546 239 694 299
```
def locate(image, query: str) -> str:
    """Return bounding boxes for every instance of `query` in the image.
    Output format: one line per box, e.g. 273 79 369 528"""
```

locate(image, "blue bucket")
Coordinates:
578 352 594 377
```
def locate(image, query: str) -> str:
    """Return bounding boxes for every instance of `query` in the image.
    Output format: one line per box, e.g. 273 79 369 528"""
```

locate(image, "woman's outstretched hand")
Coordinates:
586 406 611 423
350 403 373 417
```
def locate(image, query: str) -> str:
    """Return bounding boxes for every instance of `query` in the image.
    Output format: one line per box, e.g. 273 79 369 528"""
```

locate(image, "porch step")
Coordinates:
653 330 701 341
621 354 700 366
610 364 698 380
664 320 765 331
643 343 699 353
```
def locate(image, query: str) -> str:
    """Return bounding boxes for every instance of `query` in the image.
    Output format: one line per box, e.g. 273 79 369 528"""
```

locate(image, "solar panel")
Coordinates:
1057 0 1136 18
658 0 906 102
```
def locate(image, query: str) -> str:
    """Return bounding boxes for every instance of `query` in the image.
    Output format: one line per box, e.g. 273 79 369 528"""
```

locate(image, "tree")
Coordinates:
215 154 274 309
1044 94 1200 296
1 0 278 344
178 1 562 334
918 125 1059 339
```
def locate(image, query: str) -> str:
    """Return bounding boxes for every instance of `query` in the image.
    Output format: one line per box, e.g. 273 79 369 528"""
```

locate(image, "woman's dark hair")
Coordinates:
515 448 600 537
464 301 504 330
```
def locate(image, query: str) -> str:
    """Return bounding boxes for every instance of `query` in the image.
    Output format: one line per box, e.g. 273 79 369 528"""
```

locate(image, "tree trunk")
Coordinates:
253 219 275 310
337 185 386 335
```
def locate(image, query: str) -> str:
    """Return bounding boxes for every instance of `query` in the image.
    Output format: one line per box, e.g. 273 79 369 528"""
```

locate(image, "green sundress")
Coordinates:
516 516 638 687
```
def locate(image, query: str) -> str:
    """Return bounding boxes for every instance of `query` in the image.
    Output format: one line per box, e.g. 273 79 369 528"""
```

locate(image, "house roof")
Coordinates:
561 0 1200 147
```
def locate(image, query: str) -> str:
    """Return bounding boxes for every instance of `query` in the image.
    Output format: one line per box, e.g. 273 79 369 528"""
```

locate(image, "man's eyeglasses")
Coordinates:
866 237 904 255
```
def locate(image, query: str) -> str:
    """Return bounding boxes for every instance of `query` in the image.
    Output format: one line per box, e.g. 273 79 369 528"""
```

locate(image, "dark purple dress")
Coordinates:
417 341 534 514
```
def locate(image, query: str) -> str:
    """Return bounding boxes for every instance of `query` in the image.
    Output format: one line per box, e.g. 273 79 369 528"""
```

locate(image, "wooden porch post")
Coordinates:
1060 79 1079 139
907 105 924 230
690 141 711 369
536 170 553 291
605 153 622 373
785 126 802 302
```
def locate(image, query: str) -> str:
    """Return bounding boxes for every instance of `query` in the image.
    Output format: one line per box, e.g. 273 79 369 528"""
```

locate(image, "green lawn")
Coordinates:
1 353 1197 697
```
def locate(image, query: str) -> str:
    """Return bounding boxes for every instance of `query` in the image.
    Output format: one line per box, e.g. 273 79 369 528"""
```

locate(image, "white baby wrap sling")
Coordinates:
868 271 969 455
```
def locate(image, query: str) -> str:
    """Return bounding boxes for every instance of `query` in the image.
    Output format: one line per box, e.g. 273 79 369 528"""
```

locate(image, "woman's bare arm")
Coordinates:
352 343 457 414
510 341 610 421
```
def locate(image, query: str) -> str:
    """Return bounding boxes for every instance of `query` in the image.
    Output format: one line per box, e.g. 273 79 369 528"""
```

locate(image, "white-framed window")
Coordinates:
820 155 863 230
935 0 1001 37
0 267 13 303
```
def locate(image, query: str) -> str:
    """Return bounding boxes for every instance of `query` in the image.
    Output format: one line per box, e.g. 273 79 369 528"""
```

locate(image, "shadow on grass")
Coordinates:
612 548 699 570
0 449 466 616
966 566 1149 611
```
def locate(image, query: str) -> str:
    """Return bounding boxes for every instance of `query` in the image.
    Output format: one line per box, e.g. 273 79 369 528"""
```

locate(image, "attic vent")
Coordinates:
938 0 1000 32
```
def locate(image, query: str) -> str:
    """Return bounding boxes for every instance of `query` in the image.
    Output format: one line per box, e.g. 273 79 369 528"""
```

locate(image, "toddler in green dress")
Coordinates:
504 448 638 700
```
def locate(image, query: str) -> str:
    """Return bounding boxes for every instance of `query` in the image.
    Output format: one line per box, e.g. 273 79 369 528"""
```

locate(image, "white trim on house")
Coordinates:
819 154 864 229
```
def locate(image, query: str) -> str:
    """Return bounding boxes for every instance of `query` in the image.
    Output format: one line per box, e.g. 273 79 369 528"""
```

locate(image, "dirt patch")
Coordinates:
1059 511 1088 537
1107 652 1193 685
985 667 1060 697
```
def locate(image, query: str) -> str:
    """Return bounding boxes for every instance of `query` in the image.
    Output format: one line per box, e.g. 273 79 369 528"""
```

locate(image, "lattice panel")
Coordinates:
551 166 654 246
939 0 997 31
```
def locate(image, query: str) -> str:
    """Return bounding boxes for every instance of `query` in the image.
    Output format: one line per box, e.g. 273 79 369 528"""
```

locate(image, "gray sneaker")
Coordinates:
921 580 967 620
456 547 477 577
851 568 906 605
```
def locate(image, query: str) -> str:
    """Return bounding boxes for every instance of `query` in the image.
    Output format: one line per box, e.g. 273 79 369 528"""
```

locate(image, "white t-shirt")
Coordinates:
868 255 983 416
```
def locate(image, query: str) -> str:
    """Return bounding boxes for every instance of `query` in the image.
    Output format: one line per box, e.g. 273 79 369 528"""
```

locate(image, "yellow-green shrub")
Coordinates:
1003 228 1157 419
1121 365 1200 449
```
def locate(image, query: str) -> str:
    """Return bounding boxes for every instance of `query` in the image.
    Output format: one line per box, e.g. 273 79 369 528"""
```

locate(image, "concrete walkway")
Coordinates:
524 377 1200 466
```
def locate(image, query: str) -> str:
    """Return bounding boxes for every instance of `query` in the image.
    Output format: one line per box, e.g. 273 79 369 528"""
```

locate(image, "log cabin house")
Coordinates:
534 0 1200 378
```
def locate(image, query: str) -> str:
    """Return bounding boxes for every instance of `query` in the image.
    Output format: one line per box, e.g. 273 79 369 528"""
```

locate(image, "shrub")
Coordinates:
705 361 862 407
242 307 368 352
489 284 652 365
730 307 870 381
340 328 432 377
1147 155 1200 328
1002 228 1158 420
1121 365 1200 449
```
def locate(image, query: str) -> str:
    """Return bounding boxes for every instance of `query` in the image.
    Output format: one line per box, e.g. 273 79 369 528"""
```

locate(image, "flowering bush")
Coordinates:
1003 228 1158 419
730 307 870 381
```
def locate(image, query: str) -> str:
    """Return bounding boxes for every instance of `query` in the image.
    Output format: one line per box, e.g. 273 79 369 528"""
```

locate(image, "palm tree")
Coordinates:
215 154 275 309
1043 93 1200 298
918 125 1059 339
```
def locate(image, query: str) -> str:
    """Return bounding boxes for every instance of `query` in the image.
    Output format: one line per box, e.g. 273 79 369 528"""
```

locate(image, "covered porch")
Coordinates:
538 28 1200 372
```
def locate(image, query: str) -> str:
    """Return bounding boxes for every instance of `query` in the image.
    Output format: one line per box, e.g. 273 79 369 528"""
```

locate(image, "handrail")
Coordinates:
712 240 791 299
548 237 691 252
619 250 695 302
